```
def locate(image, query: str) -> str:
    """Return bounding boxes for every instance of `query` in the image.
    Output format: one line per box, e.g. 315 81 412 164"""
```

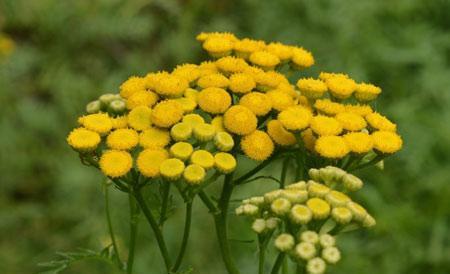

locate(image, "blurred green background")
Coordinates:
1 0 449 273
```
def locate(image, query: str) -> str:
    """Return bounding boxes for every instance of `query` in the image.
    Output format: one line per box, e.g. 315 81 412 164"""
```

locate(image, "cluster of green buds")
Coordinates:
236 167 375 274
85 93 127 116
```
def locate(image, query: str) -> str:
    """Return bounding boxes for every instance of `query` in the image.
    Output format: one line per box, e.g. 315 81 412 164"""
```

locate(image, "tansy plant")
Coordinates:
58 32 402 274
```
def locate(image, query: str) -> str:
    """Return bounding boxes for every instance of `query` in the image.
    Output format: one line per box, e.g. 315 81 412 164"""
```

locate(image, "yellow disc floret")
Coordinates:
106 128 139 150
170 142 194 160
120 76 146 98
197 87 232 114
170 122 193 141
190 150 215 169
128 106 152 131
160 158 185 180
229 73 256 94
266 120 296 146
267 90 295 111
126 90 159 109
306 198 331 219
193 123 216 142
223 105 257 135
137 149 169 177
371 131 403 154
151 100 184 128
82 113 113 135
183 164 206 185
197 73 230 89
249 50 281 70
343 132 374 154
214 152 237 174
315 136 349 158
355 83 381 101
366 112 397 132
291 47 314 69
67 128 101 151
233 38 266 59
326 76 357 99
202 37 233 58
140 127 170 148
310 115 343 136
335 112 367 131
239 92 272 116
216 56 249 74
278 106 312 131
314 99 345 116
296 78 327 99
266 42 293 62
214 131 235 151
241 130 275 161
182 114 205 127
99 150 133 178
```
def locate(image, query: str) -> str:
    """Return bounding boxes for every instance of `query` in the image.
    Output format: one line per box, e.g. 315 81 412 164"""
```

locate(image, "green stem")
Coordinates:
198 190 219 213
127 194 139 274
280 158 290 188
271 253 285 274
133 188 172 271
258 235 267 274
214 173 240 274
234 153 279 185
171 200 193 272
296 264 305 274
104 184 122 268
349 154 386 171
159 181 171 227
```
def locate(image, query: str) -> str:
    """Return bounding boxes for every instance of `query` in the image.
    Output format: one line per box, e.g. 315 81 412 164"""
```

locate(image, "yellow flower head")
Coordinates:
183 164 206 185
345 104 373 117
278 106 312 131
197 73 230 89
331 207 353 224
319 72 349 81
249 50 281 70
202 37 234 58
306 198 331 219
266 120 296 146
335 112 367 131
82 113 113 135
144 71 170 90
346 201 368 222
127 106 152 131
239 92 272 116
137 148 169 177
67 128 101 151
111 116 128 129
182 114 205 127
233 38 266 59
190 150 215 169
106 128 139 150
198 61 219 76
214 152 237 174
290 204 312 225
172 64 201 83
160 158 185 180
267 90 295 111
355 82 381 101
308 181 330 198
170 142 194 160
223 105 257 135
314 99 345 116
214 131 235 151
197 87 232 114
154 74 189 98
310 115 343 136
151 100 184 128
291 47 314 69
126 90 159 110
325 190 351 207
175 97 197 113
229 73 256 93
211 116 226 132
184 88 199 101
140 127 170 148
196 32 237 42
325 76 357 99
366 112 397 132
99 150 133 178
216 56 249 74
315 136 349 158
296 78 328 99
170 122 193 141
120 76 146 98
266 42 293 61
241 130 275 161
253 71 288 89
193 123 216 142
343 132 373 154
371 131 403 154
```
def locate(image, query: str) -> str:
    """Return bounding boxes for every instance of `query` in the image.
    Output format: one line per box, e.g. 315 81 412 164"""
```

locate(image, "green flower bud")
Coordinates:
319 234 336 248
286 180 307 190
308 168 321 181
274 233 295 252
271 198 292 216
290 204 312 225
108 99 126 114
308 181 330 198
362 214 376 228
342 173 363 191
249 196 265 206
281 189 308 204
252 219 266 234
265 217 279 230
295 242 316 260
331 207 353 224
264 189 283 203
306 257 326 274
99 93 118 106
300 230 319 244
86 100 101 114
321 247 341 264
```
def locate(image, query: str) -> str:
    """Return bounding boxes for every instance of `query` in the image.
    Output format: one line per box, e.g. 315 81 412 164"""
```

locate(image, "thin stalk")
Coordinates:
159 181 171 227
198 190 219 213
171 201 194 272
214 173 240 274
104 184 122 268
280 158 290 188
296 264 305 274
133 188 172 271
349 154 386 171
258 235 267 274
271 253 285 274
127 194 139 274
234 154 279 185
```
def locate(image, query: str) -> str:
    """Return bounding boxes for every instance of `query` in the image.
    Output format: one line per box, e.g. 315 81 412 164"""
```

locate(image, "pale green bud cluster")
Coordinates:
86 93 126 116
309 166 363 192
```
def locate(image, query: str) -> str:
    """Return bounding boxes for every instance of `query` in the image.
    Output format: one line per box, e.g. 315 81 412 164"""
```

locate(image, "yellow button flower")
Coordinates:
314 99 345 115
335 112 367 131
214 152 237 174
223 105 257 135
355 83 381 101
172 64 201 83
160 158 185 180
310 115 343 136
67 128 101 151
371 131 403 154
291 47 314 69
137 149 169 177
202 37 233 58
175 97 197 113
266 42 293 62
345 104 373 117
99 150 133 178
331 207 353 224
197 73 230 89
233 38 266 59
343 132 373 154
182 114 205 127
239 92 272 116
183 164 206 185
346 201 368 222
81 113 113 135
241 130 274 161
306 198 331 219
111 116 128 129
366 112 397 132
296 78 327 99
170 122 193 141
325 190 351 207
290 204 312 225
126 90 159 109
193 123 216 142
140 127 170 148
151 100 184 128
211 116 226 132
325 76 357 99
128 105 152 131
229 73 256 94
278 106 312 131
301 128 317 151
214 131 235 152
170 142 194 160
249 50 281 70
197 87 231 114
106 128 139 150
266 120 296 146
190 150 215 169
119 76 146 98
215 56 249 74
266 90 295 111
315 136 350 159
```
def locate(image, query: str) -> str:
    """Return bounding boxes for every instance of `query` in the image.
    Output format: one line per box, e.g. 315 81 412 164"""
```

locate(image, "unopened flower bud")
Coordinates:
281 189 308 204
346 201 368 222
242 204 259 216
325 190 351 207
265 217 279 230
308 168 321 181
109 99 126 114
271 198 292 216
306 257 326 274
321 247 341 264
319 234 336 248
290 204 312 225
235 205 244 215
286 180 307 190
325 166 346 181
362 214 376 228
193 123 216 142
342 173 363 191
86 100 101 114
252 219 266 234
249 196 265 206
331 207 353 224
318 167 335 184
300 230 319 244
308 181 330 198
99 93 118 106
375 160 384 170
275 233 295 252
295 242 316 260
264 189 283 203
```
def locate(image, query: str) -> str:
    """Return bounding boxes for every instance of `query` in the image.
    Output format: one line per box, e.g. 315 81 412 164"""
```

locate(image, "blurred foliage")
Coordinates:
0 0 449 273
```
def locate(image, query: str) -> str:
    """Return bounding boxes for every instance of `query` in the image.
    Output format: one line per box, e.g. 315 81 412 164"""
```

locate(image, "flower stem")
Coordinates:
104 183 123 268
133 187 172 271
270 253 285 274
234 151 281 185
280 158 290 188
171 200 193 272
159 181 171 227
127 193 139 274
258 235 267 274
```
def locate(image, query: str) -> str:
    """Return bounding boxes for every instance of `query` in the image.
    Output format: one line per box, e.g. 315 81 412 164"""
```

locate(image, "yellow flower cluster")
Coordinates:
67 32 402 182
